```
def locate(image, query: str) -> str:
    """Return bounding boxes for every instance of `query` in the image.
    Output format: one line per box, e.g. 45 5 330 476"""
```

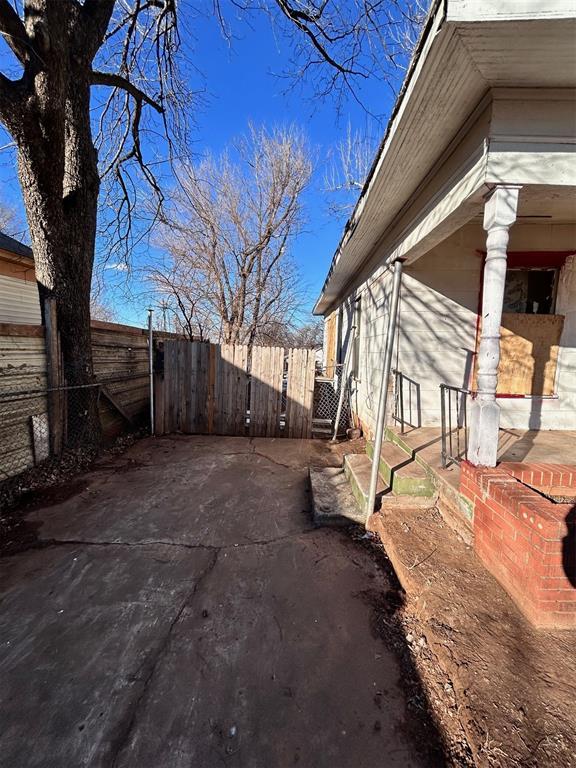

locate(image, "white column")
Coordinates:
468 185 520 467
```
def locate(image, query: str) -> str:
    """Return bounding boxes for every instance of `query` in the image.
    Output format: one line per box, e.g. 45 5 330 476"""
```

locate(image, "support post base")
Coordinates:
468 398 500 467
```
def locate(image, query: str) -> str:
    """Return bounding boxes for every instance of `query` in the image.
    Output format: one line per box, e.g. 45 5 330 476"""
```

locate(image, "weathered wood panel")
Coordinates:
157 341 315 439
0 332 48 479
285 348 316 439
473 313 565 396
324 311 338 378
214 344 249 435
249 345 284 437
498 313 564 396
91 323 187 435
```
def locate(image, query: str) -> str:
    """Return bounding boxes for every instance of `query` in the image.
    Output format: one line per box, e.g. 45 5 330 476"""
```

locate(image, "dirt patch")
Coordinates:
367 505 576 767
348 527 475 766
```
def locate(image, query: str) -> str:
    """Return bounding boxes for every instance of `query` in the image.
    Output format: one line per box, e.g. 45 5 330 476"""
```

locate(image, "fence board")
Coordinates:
232 344 248 435
158 340 314 439
249 345 283 437
286 348 316 439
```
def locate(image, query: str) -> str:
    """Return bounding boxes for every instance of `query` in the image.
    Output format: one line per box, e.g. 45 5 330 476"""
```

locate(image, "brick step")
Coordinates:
366 440 435 497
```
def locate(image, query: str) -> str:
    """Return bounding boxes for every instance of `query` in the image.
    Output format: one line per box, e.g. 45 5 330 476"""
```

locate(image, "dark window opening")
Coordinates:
503 268 558 314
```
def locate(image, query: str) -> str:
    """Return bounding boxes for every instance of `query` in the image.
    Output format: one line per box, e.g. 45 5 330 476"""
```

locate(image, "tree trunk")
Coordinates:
16 72 101 446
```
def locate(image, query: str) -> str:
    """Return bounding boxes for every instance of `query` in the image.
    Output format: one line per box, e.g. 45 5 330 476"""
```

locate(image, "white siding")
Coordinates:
339 220 576 436
0 273 41 325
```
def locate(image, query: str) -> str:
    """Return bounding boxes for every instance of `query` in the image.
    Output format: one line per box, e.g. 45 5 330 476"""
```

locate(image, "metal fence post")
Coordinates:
366 260 403 520
440 385 447 468
148 308 155 436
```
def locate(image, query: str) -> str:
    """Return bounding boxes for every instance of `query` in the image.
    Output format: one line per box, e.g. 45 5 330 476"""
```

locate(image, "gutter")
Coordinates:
313 0 447 315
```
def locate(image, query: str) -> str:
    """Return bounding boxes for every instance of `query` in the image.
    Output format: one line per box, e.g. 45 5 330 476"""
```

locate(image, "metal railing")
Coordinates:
392 369 421 434
440 383 470 468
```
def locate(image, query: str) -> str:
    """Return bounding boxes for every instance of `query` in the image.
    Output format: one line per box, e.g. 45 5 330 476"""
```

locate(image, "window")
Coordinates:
352 296 361 379
503 268 558 314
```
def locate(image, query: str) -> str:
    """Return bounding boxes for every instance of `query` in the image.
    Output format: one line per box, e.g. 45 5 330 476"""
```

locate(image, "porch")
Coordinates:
385 424 576 493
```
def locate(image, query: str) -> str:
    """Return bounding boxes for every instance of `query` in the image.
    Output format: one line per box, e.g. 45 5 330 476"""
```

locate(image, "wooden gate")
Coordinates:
155 341 316 438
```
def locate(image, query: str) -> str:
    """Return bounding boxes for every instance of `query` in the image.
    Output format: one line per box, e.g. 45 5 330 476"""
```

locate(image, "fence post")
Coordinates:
44 298 63 455
148 308 155 436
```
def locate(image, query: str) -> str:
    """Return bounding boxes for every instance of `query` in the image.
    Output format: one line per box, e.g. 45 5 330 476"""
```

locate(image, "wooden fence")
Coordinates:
155 340 317 439
0 323 48 479
0 313 183 480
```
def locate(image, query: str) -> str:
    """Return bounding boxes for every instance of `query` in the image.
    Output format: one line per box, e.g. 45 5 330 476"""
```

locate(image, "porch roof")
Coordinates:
313 0 576 316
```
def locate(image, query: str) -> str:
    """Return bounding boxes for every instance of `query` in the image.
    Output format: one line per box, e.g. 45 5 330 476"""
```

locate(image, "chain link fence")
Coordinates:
0 383 104 483
0 372 153 513
313 364 351 437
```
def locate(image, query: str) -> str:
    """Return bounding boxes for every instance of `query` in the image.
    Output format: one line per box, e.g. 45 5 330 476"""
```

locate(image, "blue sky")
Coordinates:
0 5 406 326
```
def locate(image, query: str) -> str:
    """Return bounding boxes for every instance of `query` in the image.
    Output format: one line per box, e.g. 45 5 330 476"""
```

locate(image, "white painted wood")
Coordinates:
468 186 520 466
335 218 576 439
448 0 576 22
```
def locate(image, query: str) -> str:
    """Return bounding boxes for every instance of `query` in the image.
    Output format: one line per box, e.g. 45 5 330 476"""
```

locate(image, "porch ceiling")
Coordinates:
314 2 576 316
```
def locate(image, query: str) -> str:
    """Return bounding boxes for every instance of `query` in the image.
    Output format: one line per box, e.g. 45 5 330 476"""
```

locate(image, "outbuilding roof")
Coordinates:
0 230 33 260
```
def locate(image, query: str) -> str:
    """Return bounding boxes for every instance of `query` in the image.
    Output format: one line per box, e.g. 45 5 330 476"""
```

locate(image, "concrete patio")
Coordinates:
0 436 441 768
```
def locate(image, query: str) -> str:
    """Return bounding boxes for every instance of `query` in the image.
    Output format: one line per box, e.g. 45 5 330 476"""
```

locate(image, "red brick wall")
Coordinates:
460 461 576 629
499 462 576 497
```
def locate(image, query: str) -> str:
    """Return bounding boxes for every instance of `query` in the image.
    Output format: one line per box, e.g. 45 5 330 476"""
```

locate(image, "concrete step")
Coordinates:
366 440 435 497
309 466 366 526
343 453 388 512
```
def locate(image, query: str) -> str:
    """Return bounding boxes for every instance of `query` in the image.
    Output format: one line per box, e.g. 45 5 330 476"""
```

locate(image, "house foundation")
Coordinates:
460 461 575 629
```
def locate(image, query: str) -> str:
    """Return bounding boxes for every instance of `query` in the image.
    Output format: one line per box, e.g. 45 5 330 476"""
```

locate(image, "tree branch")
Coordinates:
91 70 164 113
81 0 117 50
273 0 363 77
0 0 32 64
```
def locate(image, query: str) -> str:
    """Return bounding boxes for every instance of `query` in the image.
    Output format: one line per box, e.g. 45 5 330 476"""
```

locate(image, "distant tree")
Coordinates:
324 121 380 216
90 294 117 323
150 125 312 347
0 201 23 238
287 319 324 349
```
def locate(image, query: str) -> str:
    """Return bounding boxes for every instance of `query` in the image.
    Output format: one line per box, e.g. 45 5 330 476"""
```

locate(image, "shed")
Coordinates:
0 231 41 325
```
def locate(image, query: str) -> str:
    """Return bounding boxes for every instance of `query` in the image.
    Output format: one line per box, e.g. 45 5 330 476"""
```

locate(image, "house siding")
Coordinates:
0 273 41 325
329 220 576 436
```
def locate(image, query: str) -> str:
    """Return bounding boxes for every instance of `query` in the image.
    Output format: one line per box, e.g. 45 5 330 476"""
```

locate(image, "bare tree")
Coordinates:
285 319 324 349
150 125 312 347
0 0 426 443
0 0 184 442
0 201 24 238
230 0 427 106
90 294 117 323
324 120 379 216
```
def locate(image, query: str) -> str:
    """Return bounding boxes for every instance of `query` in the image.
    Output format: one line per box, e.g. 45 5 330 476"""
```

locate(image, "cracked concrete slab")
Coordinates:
0 542 215 768
0 436 434 767
24 437 320 549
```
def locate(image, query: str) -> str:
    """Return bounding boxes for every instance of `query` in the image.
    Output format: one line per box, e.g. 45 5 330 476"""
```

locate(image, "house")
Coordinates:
315 0 576 628
0 231 41 325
